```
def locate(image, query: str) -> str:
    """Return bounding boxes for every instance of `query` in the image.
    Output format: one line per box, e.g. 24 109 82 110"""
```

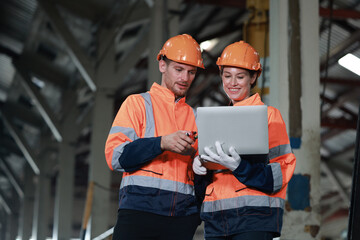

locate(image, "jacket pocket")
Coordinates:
139 159 164 175
234 182 247 192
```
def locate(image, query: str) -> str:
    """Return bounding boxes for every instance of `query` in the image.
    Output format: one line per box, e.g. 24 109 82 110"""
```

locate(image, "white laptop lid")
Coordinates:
197 105 269 156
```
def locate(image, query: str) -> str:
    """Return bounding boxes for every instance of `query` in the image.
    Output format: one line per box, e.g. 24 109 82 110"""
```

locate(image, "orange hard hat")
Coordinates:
157 34 205 69
216 41 262 77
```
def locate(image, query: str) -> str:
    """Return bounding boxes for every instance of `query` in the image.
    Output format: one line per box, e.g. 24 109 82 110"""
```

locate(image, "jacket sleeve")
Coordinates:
232 107 296 193
104 95 163 172
119 137 163 172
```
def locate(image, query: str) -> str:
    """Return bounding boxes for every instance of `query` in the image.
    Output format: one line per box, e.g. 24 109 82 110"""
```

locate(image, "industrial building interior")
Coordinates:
0 0 359 239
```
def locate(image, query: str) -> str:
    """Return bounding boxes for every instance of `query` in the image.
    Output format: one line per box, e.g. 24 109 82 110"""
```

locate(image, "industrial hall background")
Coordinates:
0 0 360 239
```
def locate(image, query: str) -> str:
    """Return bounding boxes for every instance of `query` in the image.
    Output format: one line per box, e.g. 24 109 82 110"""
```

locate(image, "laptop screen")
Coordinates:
196 105 269 156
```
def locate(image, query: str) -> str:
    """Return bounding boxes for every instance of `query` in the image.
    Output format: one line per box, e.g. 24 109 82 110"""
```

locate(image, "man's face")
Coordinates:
159 60 197 99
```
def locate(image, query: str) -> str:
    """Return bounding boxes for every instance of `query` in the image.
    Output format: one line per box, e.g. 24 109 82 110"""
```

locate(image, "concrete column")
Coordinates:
148 0 166 89
87 89 114 238
32 157 52 240
18 165 35 240
269 0 289 122
7 213 19 240
147 0 180 90
167 0 180 37
87 27 117 239
52 110 78 240
269 0 321 239
0 210 7 240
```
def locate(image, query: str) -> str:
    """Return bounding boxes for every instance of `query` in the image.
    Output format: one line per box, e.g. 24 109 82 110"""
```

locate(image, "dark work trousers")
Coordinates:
206 231 274 240
112 209 201 240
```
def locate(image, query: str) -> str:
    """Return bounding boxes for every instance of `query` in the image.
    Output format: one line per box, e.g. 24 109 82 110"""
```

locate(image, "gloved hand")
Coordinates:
202 141 241 171
193 155 207 175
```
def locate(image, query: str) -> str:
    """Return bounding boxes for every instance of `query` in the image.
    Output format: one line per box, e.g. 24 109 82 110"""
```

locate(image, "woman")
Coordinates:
193 41 296 240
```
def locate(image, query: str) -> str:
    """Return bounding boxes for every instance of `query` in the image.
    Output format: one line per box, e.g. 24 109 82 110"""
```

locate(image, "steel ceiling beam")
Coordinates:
184 0 246 8
320 7 360 19
2 102 43 129
322 161 350 204
55 0 111 22
321 77 360 87
115 31 150 83
321 94 358 119
320 29 360 71
0 137 23 156
17 52 69 89
321 116 357 129
332 143 356 161
323 157 352 176
0 158 24 198
321 89 360 118
98 0 150 63
37 0 97 92
0 109 40 175
321 128 345 142
13 63 63 142
0 192 11 215
197 17 245 43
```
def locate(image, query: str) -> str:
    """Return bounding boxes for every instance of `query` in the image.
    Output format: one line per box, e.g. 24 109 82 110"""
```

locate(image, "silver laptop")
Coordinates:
196 105 269 156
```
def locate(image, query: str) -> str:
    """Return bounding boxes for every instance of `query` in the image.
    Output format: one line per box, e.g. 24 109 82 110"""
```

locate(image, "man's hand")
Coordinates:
193 156 207 175
201 141 241 171
161 130 196 155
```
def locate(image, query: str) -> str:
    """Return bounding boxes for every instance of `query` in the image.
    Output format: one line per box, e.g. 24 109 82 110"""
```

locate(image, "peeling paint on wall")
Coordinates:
287 174 310 210
304 225 320 237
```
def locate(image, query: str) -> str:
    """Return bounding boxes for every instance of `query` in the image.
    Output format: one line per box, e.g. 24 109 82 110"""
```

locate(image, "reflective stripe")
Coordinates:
268 144 291 192
140 93 155 138
270 162 282 192
108 126 138 172
111 141 130 171
202 195 284 213
268 144 292 161
120 175 195 196
109 126 139 141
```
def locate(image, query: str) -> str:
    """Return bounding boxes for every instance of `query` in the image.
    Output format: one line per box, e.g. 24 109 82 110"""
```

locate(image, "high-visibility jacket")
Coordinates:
201 93 296 238
105 83 199 216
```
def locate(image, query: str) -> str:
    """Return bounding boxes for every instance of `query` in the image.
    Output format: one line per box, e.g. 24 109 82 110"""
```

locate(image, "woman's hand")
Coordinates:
193 156 207 175
201 141 241 171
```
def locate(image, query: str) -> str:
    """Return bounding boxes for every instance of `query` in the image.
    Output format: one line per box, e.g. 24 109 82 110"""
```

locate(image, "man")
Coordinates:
105 34 205 240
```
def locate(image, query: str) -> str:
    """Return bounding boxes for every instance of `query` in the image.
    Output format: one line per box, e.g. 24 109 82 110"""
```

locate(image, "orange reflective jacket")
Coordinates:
201 93 296 237
105 83 198 216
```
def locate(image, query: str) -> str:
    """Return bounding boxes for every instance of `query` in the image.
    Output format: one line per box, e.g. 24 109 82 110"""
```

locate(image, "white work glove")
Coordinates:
193 155 207 175
202 141 241 171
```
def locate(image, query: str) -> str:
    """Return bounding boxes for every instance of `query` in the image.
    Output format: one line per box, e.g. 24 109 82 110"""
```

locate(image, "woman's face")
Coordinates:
221 66 257 104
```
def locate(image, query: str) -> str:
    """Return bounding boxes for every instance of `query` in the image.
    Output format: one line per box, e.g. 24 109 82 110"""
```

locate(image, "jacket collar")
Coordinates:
233 93 264 106
150 82 186 103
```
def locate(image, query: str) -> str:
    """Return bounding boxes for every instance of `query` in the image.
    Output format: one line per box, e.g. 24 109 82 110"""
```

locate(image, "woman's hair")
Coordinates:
220 67 259 89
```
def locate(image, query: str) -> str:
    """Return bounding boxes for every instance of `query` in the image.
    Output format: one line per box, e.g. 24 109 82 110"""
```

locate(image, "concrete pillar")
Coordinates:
269 0 321 239
147 0 180 89
52 109 78 240
87 89 114 238
167 0 180 37
0 210 7 240
148 0 166 89
18 165 35 240
87 27 117 239
7 213 19 240
32 157 52 240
